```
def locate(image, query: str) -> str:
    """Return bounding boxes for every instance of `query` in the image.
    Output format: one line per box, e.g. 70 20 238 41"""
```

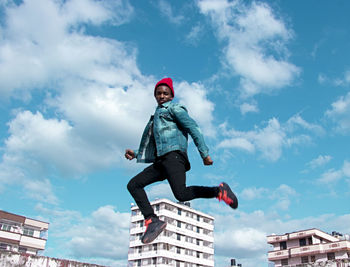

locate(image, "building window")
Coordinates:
18 247 27 253
178 208 182 215
308 237 313 245
281 259 288 266
153 244 157 251
196 227 200 233
299 238 306 247
280 241 287 250
310 255 316 262
196 239 200 246
196 251 200 258
176 261 180 267
327 252 335 260
177 247 181 254
0 243 7 250
155 205 160 211
0 223 12 232
301 256 308 263
177 221 181 228
152 258 157 264
23 228 34 237
197 215 200 221
137 259 141 267
177 233 181 241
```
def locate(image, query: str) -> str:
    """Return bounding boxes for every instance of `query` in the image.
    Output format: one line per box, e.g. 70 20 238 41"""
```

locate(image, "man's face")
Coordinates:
155 85 174 105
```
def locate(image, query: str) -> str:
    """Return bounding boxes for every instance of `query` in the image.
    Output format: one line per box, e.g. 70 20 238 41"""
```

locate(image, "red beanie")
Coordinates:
154 77 174 97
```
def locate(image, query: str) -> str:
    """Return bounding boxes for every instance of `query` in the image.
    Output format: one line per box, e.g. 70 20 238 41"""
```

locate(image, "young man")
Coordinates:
125 77 238 244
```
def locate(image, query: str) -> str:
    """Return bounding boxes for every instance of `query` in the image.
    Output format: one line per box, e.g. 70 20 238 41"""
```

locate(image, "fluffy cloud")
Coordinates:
326 91 350 134
198 0 300 99
176 81 216 137
317 160 350 184
217 114 322 162
35 204 130 265
218 118 285 162
157 0 185 25
306 155 332 170
0 0 134 98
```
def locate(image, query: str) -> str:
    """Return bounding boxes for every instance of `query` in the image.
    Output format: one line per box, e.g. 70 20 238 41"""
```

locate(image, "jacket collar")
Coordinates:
158 100 173 108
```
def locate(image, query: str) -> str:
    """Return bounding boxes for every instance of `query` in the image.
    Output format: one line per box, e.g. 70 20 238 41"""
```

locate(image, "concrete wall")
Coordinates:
0 251 106 267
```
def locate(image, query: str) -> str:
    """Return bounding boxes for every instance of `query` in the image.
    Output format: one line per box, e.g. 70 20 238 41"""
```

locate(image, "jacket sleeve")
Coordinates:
169 104 209 159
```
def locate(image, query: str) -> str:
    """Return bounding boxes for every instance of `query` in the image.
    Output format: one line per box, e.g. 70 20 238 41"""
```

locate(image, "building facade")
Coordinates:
128 198 215 267
0 210 49 255
267 228 350 266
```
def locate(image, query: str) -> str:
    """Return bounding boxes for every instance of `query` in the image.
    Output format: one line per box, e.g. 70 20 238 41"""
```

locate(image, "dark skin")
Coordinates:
125 85 213 166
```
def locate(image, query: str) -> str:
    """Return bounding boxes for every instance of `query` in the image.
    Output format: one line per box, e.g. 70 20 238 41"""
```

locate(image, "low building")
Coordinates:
267 228 350 266
128 198 215 267
0 210 49 255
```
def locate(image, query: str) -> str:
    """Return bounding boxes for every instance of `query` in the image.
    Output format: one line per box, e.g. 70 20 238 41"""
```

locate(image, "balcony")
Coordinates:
268 249 289 260
0 229 21 242
19 235 47 250
267 234 288 244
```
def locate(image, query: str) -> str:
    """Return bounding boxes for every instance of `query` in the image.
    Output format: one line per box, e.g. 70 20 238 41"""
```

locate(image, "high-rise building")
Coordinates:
0 210 49 255
267 228 350 266
128 198 215 267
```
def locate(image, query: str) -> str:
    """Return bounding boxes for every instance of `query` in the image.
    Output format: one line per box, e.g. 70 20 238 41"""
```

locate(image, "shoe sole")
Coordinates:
141 222 167 244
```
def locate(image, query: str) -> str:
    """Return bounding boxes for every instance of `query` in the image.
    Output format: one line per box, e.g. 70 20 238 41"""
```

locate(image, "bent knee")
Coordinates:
173 192 188 202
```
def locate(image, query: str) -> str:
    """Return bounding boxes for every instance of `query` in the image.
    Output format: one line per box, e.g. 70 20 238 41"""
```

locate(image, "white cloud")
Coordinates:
317 160 350 184
286 114 325 136
0 0 134 98
325 91 350 134
176 81 216 137
198 0 300 99
157 0 184 25
218 118 285 162
217 114 322 162
240 184 296 211
306 155 332 169
185 24 204 46
240 102 259 115
35 204 130 263
240 187 267 201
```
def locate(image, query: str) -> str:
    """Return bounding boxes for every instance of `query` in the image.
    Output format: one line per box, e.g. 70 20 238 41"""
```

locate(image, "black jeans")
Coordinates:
127 151 218 219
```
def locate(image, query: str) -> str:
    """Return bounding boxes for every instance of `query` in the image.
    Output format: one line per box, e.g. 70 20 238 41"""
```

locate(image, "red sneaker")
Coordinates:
217 182 238 209
141 217 167 244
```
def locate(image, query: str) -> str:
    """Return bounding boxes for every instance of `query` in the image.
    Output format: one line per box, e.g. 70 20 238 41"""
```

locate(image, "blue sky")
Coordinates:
1 0 350 266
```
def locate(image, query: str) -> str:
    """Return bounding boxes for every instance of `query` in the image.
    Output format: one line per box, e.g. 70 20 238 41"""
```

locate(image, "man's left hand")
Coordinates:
203 156 213 165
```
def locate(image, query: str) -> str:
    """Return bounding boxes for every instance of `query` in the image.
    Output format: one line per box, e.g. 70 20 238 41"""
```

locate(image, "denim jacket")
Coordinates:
136 101 209 163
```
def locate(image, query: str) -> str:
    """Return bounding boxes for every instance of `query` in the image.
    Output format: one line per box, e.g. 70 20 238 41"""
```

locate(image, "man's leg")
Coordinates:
127 163 167 244
162 151 218 201
163 151 238 209
127 164 163 219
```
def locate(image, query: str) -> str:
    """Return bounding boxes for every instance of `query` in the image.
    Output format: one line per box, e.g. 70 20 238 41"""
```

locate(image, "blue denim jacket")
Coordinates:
136 101 209 163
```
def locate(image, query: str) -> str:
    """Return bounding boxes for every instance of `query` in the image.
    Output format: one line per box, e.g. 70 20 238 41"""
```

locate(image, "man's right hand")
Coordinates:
125 149 136 160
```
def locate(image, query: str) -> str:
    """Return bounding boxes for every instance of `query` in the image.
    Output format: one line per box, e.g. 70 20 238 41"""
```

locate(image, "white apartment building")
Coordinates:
0 210 49 255
128 198 215 267
267 228 350 266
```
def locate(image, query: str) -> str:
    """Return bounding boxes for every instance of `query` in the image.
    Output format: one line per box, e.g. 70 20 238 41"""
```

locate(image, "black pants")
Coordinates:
127 151 219 219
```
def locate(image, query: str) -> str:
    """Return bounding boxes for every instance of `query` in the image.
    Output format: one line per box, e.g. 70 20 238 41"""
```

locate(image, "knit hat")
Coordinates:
154 77 174 97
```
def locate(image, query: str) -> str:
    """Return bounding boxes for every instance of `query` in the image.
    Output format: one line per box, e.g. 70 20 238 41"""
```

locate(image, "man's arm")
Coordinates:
170 104 213 165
